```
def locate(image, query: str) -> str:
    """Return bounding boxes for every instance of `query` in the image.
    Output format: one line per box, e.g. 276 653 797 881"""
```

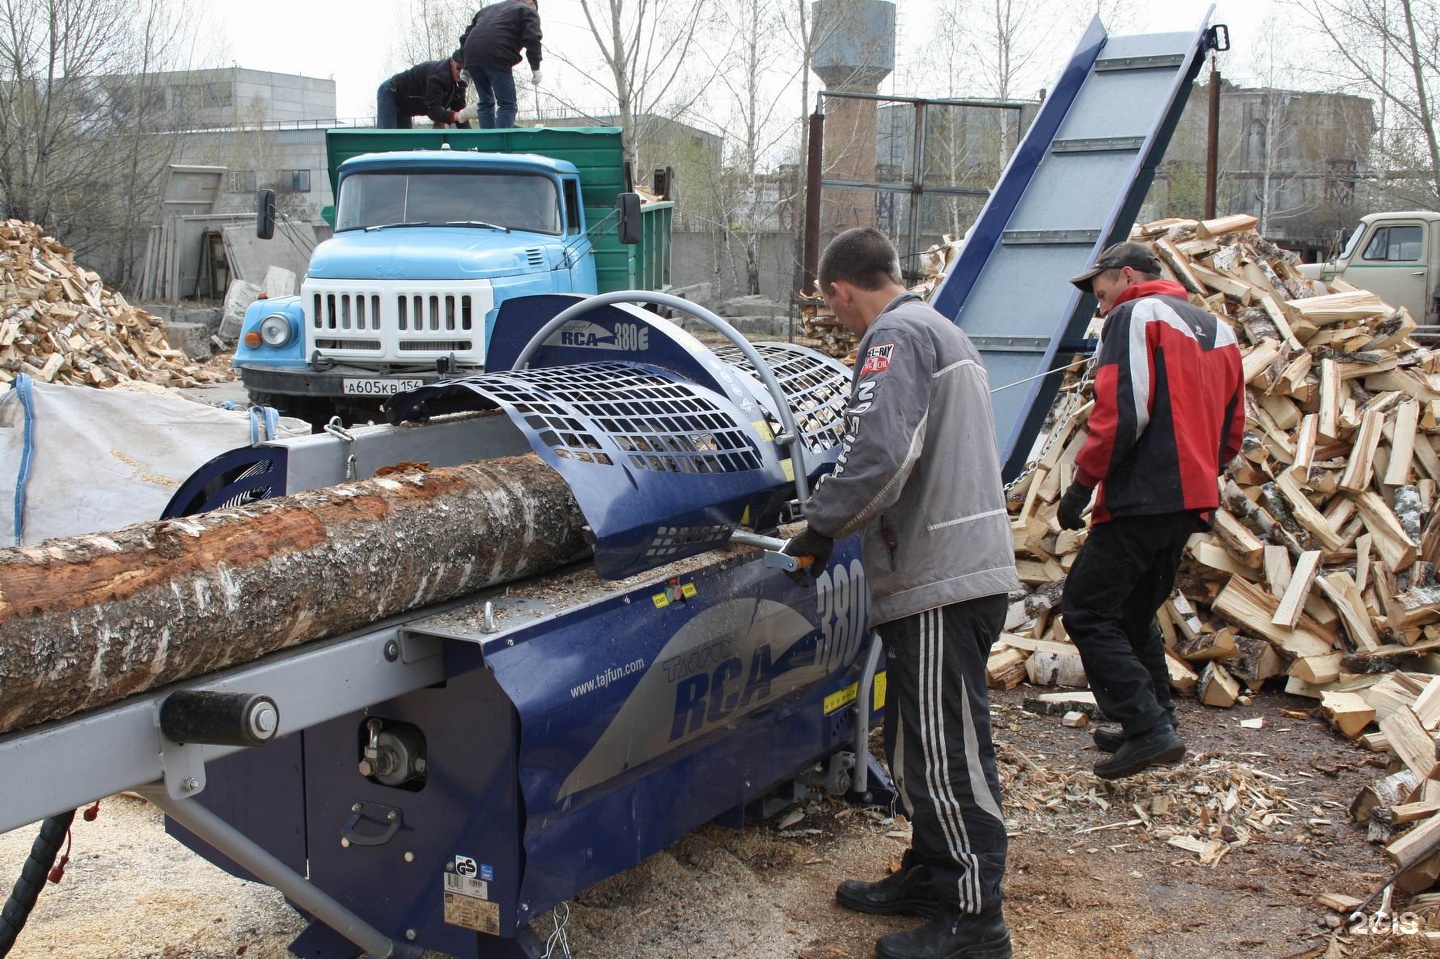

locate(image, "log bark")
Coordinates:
0 455 589 735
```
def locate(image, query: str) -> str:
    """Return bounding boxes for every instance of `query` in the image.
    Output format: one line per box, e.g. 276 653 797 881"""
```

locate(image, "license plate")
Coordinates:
342 378 424 396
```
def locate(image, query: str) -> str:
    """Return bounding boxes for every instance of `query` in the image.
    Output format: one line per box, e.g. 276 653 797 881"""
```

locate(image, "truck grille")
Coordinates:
303 281 493 364
395 294 475 332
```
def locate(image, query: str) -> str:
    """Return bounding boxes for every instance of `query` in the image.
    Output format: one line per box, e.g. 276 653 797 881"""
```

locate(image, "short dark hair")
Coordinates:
451 49 464 64
818 227 902 293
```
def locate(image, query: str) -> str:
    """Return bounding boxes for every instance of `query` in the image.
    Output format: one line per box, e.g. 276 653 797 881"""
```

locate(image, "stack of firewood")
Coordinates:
0 220 230 390
994 212 1440 708
797 235 965 362
985 212 1440 893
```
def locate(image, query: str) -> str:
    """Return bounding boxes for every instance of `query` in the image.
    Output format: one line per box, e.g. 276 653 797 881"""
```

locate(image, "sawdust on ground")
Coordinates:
2 687 1436 959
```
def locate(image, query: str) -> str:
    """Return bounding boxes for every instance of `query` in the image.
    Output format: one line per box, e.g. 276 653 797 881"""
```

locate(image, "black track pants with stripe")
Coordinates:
879 594 1008 915
1060 511 1196 735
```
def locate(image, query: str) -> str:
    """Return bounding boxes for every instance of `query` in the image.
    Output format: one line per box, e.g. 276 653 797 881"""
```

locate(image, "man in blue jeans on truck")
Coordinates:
785 227 1019 959
460 0 542 129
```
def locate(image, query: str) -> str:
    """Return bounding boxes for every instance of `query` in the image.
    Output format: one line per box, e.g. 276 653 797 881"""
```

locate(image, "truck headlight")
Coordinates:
258 313 294 347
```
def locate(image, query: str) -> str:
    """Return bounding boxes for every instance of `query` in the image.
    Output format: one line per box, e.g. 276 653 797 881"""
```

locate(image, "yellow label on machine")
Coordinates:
825 670 886 715
753 420 774 441
652 582 696 608
825 683 858 715
781 458 794 481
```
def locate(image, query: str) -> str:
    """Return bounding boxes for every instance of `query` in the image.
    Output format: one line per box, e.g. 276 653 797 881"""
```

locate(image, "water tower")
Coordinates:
812 0 896 230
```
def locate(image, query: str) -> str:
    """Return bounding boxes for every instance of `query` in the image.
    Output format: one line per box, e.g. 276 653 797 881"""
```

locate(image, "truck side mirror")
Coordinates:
256 189 277 240
616 192 642 246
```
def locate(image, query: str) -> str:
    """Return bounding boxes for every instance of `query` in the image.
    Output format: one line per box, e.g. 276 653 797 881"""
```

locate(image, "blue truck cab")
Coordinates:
235 127 673 424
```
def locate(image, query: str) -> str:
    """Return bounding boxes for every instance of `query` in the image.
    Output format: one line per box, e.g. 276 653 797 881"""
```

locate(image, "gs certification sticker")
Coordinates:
443 856 500 933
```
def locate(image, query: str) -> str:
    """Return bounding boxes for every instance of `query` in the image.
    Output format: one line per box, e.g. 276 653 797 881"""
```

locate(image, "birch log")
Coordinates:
0 455 589 735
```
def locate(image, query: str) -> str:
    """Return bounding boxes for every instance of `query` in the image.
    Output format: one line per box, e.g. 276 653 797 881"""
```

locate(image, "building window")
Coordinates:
289 170 312 193
228 170 257 193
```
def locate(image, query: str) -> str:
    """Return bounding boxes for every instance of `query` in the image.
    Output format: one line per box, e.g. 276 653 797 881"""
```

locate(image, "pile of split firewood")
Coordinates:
0 220 229 390
797 235 965 361
990 212 1440 892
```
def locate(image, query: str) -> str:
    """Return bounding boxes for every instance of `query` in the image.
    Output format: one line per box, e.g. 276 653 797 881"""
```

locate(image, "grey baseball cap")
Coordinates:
1070 241 1163 292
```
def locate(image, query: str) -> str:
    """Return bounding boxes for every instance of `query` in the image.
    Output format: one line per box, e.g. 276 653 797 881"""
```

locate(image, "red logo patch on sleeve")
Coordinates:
859 343 894 376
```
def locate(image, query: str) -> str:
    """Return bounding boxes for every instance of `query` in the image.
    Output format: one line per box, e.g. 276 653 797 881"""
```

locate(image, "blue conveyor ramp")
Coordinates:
928 11 1219 479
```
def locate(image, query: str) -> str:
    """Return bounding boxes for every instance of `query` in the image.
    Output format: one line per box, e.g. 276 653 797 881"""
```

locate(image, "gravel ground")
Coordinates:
2 687 1436 959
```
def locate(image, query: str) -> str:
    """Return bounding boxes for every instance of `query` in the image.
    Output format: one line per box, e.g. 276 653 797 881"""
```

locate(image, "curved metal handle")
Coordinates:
341 803 402 847
510 290 812 504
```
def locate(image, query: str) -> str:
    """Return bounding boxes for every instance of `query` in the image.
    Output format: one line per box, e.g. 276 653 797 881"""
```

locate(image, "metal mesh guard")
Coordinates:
711 343 848 454
479 363 763 474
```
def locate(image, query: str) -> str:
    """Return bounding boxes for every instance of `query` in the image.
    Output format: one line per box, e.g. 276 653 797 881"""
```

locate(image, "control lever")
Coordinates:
727 531 811 573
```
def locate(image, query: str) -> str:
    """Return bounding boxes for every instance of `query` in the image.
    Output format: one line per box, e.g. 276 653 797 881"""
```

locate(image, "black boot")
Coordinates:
874 907 1012 959
1092 713 1179 753
836 852 941 918
1093 724 1185 779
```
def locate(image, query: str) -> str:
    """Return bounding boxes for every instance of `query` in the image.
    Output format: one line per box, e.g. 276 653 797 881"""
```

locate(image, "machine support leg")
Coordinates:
851 630 884 798
137 785 418 959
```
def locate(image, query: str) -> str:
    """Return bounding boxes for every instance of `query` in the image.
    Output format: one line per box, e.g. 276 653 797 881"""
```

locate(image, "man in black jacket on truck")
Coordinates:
461 0 542 129
376 52 474 129
785 228 1019 959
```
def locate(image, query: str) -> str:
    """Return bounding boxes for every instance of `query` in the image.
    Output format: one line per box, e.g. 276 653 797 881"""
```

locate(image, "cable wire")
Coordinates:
0 811 76 957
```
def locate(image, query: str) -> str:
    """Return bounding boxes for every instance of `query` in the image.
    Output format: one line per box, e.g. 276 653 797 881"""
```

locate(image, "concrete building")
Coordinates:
147 69 341 226
1146 80 1376 258
151 68 338 127
179 128 333 225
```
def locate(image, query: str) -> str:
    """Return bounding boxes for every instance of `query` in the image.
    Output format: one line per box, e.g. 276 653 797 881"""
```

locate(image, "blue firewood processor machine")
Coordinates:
1 291 895 959
2 11 1223 956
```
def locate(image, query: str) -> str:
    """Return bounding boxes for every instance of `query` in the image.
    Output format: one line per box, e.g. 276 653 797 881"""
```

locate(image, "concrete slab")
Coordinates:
163 320 213 360
219 280 262 341
222 223 314 285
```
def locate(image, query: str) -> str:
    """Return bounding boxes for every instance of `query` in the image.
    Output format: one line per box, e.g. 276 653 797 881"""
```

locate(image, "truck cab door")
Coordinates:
561 176 596 292
1348 219 1429 321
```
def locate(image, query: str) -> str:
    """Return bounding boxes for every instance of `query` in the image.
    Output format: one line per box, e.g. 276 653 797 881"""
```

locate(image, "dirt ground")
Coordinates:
3 686 1436 959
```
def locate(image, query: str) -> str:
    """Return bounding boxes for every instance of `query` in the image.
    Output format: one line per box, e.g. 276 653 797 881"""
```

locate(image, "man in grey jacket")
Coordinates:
786 228 1019 959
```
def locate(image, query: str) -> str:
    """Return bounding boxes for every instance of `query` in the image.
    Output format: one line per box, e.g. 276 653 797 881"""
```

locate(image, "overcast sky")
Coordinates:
208 0 1279 126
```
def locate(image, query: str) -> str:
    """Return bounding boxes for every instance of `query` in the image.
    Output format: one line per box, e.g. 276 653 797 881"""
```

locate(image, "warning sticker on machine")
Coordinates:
443 891 500 934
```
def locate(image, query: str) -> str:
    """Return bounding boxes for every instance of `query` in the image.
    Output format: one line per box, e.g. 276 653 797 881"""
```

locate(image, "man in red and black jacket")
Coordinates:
1058 241 1245 780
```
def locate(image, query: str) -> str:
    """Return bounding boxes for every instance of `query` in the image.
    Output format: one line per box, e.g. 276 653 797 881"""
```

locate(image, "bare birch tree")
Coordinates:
1290 0 1440 208
698 0 802 295
392 0 473 71
564 0 714 173
0 0 205 285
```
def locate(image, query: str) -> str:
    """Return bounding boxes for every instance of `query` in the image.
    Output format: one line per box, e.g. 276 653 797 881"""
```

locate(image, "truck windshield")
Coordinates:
336 171 562 235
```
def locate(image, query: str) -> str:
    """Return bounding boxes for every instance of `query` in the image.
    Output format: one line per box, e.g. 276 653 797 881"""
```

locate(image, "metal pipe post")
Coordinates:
907 100 927 270
802 101 825 297
1205 55 1220 219
850 630 884 796
139 785 415 959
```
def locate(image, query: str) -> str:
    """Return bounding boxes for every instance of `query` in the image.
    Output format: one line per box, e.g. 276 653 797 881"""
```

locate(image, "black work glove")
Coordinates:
782 526 833 587
1057 482 1093 531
